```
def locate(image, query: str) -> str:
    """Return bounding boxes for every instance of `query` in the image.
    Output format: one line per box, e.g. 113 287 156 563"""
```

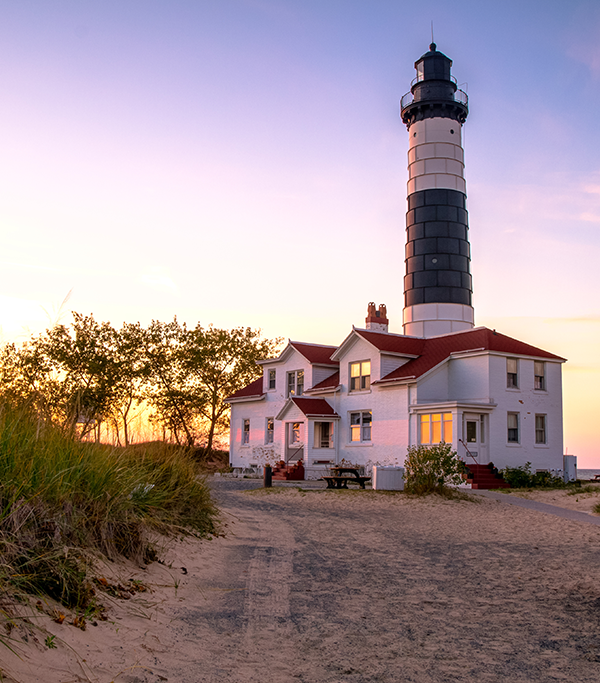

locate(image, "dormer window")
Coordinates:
350 361 371 392
287 370 304 397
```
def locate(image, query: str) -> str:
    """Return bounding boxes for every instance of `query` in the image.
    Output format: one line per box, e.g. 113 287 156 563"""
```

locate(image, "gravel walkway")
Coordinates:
165 478 600 683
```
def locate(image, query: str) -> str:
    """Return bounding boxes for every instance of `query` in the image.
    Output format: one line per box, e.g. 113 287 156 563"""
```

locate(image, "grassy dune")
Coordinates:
0 404 218 613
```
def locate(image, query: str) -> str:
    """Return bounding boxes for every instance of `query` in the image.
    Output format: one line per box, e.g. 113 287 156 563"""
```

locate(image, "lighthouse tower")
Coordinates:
400 44 473 338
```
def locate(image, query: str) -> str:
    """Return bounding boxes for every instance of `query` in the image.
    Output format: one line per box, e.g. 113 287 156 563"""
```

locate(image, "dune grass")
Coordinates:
0 403 218 613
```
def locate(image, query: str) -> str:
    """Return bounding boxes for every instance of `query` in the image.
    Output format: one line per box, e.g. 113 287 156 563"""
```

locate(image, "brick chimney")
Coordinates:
365 302 389 333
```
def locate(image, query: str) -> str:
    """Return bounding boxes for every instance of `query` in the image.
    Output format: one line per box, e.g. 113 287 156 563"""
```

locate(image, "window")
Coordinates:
314 421 334 449
287 370 304 397
350 361 371 391
507 412 519 443
534 362 545 391
268 369 276 390
350 411 372 442
507 358 518 389
480 415 485 443
535 414 547 444
420 413 453 445
290 422 302 444
242 419 250 445
466 420 477 443
265 417 274 444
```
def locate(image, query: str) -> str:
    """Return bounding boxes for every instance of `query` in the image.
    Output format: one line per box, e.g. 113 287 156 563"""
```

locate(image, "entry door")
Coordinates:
285 422 304 462
463 414 488 464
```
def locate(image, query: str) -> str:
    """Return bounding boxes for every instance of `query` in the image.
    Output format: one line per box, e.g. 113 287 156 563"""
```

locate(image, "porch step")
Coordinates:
464 462 510 490
272 462 305 481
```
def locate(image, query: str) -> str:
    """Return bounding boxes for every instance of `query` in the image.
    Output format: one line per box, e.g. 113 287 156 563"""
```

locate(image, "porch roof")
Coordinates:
276 397 340 421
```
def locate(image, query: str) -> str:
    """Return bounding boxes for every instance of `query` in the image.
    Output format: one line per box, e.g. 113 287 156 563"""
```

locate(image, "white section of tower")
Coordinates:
407 119 466 195
403 303 474 338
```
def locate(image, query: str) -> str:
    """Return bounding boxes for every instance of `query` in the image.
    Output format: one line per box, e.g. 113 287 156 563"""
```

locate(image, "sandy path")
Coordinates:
3 479 600 682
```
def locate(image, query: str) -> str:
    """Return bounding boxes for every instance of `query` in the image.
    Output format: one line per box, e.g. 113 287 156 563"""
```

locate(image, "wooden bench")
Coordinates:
321 467 371 490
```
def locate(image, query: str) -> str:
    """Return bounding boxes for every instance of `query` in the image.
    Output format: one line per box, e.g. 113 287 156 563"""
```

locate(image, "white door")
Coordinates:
463 414 488 464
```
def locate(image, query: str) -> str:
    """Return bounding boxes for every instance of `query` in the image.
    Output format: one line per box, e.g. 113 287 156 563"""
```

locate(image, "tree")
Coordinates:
38 313 121 439
106 322 150 447
142 319 199 447
181 325 282 454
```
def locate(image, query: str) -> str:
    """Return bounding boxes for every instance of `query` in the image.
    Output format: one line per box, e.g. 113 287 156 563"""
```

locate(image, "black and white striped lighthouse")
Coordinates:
400 44 474 338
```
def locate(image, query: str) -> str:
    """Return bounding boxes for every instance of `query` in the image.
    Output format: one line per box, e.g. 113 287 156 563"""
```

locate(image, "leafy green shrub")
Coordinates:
501 462 534 488
403 443 463 495
501 462 566 489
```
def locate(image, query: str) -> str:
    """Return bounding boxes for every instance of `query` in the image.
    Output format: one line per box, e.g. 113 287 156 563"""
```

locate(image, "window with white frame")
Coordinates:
350 411 372 442
507 412 519 443
242 419 250 445
289 421 302 444
268 369 276 390
287 370 304 397
265 417 274 444
350 361 371 391
507 358 518 389
314 421 334 449
534 362 545 391
535 414 547 444
420 413 453 445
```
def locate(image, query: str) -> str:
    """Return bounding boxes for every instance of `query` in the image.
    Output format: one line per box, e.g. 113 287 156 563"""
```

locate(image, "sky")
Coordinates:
1 0 599 465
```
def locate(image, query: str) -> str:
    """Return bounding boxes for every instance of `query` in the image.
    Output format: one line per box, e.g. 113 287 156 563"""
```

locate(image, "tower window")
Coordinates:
242 419 250 445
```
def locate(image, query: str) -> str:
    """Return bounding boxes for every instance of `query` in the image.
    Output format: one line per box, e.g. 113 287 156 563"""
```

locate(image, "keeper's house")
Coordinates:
226 304 565 480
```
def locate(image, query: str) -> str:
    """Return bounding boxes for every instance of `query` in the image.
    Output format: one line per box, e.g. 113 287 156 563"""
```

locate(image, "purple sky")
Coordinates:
1 0 599 464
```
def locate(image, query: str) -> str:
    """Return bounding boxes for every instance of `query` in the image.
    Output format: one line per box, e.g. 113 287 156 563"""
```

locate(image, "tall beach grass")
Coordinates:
0 403 218 611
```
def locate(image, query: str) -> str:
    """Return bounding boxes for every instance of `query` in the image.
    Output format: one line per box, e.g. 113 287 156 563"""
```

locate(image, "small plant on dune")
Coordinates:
403 443 463 495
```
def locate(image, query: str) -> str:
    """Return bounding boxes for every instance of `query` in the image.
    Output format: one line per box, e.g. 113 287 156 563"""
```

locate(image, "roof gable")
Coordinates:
332 327 424 361
376 327 565 384
258 340 338 367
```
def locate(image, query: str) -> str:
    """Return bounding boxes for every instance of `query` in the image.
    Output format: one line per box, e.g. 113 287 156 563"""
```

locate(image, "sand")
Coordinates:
2 478 600 682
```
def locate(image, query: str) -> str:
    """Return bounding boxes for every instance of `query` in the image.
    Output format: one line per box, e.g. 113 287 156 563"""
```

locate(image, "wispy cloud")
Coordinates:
139 267 178 293
579 212 600 223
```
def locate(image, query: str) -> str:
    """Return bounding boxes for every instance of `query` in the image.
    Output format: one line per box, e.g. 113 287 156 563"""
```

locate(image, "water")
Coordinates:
578 469 600 481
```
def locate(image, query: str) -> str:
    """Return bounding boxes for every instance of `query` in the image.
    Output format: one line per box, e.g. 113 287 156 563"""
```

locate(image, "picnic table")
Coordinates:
321 467 371 490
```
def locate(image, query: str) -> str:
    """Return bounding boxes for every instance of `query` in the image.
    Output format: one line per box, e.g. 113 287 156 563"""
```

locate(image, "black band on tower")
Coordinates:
404 188 472 307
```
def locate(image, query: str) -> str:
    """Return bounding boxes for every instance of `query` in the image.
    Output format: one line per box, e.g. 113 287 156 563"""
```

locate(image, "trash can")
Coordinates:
372 466 405 491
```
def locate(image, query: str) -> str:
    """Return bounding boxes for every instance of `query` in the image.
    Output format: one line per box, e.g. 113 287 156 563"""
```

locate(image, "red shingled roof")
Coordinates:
306 371 340 394
290 342 338 365
354 329 425 355
291 397 339 417
226 377 264 401
375 327 565 384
